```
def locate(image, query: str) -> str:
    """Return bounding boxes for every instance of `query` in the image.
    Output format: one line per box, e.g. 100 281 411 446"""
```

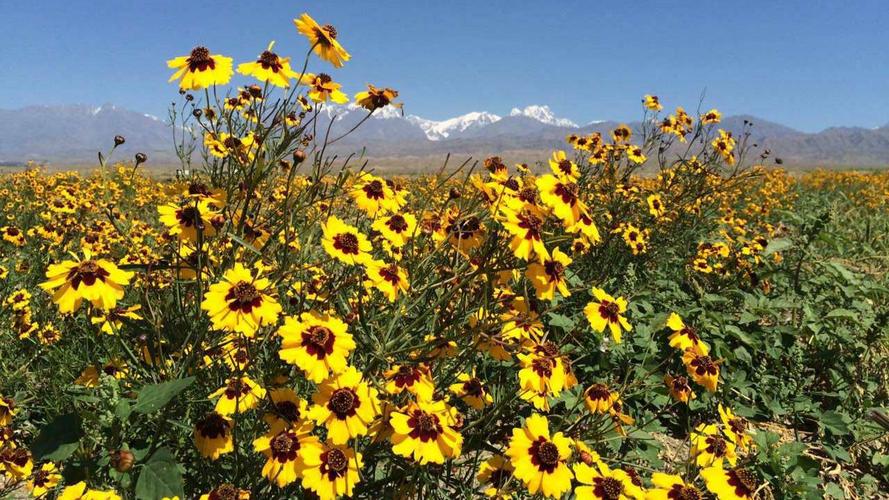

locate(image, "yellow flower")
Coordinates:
0 446 32 480
505 414 573 498
371 213 417 248
525 247 572 301
682 345 720 392
321 216 373 265
40 251 133 314
237 41 300 88
253 420 320 488
351 174 400 216
643 94 663 111
302 73 349 104
646 472 702 500
536 174 588 227
294 13 351 68
647 194 665 218
718 404 754 452
264 388 310 429
193 412 234 460
158 199 219 242
300 441 363 500
701 465 758 499
665 312 710 355
0 396 17 426
199 484 250 500
612 124 632 143
448 371 493 410
90 304 142 335
711 129 736 165
477 454 515 498
167 46 233 90
364 259 410 302
354 84 401 111
500 199 549 263
549 150 580 181
583 384 618 414
384 364 435 401
573 461 645 499
691 423 737 468
583 288 632 343
663 374 696 404
200 263 282 336
26 462 62 497
308 367 380 444
701 108 722 124
390 399 463 464
209 375 267 415
278 311 355 383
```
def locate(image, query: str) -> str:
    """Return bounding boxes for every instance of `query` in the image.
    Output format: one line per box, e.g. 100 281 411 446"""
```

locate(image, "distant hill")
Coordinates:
1 103 887 169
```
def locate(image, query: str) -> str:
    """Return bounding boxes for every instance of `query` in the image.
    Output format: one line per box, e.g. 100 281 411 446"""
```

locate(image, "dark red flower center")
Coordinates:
187 46 216 72
226 281 262 313
302 325 335 358
67 260 110 289
332 233 360 255
196 412 230 439
529 438 560 472
594 477 624 499
257 51 283 72
328 388 359 419
599 300 620 323
408 410 442 442
270 431 299 462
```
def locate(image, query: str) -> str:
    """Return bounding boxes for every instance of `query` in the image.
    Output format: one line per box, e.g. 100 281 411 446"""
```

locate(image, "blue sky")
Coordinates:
1 0 887 132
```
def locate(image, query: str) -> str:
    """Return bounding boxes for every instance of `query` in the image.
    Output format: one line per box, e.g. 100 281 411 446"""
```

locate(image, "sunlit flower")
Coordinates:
194 412 234 460
302 73 349 104
384 364 435 401
665 313 709 355
448 371 493 410
536 174 588 227
664 374 696 404
647 473 702 500
199 484 250 500
40 251 133 313
477 454 515 498
253 420 320 488
691 423 737 467
90 304 142 335
294 13 351 68
647 194 665 218
583 383 618 414
167 46 233 90
525 247 572 300
643 94 663 111
364 259 410 302
278 311 355 383
573 461 645 499
390 399 463 464
308 367 380 444
372 212 417 248
549 150 580 180
584 288 631 343
701 465 758 500
300 441 363 500
209 375 267 415
201 263 282 336
719 404 754 452
56 481 122 500
238 41 300 87
682 345 720 392
321 216 373 265
26 462 62 497
505 414 573 498
354 84 401 111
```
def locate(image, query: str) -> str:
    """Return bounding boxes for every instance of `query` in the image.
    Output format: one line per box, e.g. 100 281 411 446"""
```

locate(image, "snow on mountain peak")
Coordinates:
509 105 578 128
409 111 502 141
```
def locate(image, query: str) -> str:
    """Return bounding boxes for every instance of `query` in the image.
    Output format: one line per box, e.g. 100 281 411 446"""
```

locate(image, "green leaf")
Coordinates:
132 377 194 414
116 399 132 420
764 238 792 256
825 308 857 320
820 410 850 436
823 482 845 499
135 447 184 500
547 313 575 332
31 413 83 461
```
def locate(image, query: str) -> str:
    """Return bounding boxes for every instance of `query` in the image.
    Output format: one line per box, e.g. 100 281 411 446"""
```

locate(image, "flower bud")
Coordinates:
113 135 126 146
110 449 135 472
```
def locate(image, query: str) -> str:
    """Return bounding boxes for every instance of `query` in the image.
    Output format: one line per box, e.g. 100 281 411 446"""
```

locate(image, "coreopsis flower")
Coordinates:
193 412 234 460
719 404 754 452
390 399 463 464
647 473 702 500
300 441 363 500
321 216 373 265
201 263 281 336
572 461 645 499
583 384 618 414
682 345 720 392
1 226 25 246
500 296 544 341
372 213 417 247
664 374 696 404
525 247 572 301
0 397 16 426
237 41 300 87
56 481 122 500
536 174 588 227
446 214 486 252
627 145 647 164
351 174 398 215
91 304 142 335
354 84 401 111
199 484 250 500
294 13 351 68
505 414 573 498
701 465 758 500
643 94 663 111
701 108 722 124
167 46 233 90
209 375 267 415
476 454 515 498
205 132 258 162
364 260 410 302
253 420 321 488
384 364 435 401
278 311 355 383
568 212 602 244
666 313 710 355
712 129 736 165
302 73 349 104
647 194 666 218
691 423 737 468
500 199 549 262
612 124 632 143
40 251 133 313
0 446 32 480
158 199 219 242
449 371 493 410
308 367 380 444
26 462 62 497
584 288 632 343
517 351 569 408
264 388 309 428
549 150 580 180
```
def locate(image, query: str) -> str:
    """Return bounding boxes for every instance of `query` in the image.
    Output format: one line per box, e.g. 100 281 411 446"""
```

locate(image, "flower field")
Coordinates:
0 12 887 500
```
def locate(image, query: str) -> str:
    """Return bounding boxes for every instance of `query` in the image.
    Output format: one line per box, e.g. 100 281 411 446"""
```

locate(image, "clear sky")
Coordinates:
1 0 887 132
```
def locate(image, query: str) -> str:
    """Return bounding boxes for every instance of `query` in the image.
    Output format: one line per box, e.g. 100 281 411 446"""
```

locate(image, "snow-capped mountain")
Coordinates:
509 105 578 128
407 111 502 140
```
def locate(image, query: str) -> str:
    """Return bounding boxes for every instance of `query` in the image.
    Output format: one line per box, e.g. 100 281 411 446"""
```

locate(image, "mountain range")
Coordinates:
1 103 887 169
